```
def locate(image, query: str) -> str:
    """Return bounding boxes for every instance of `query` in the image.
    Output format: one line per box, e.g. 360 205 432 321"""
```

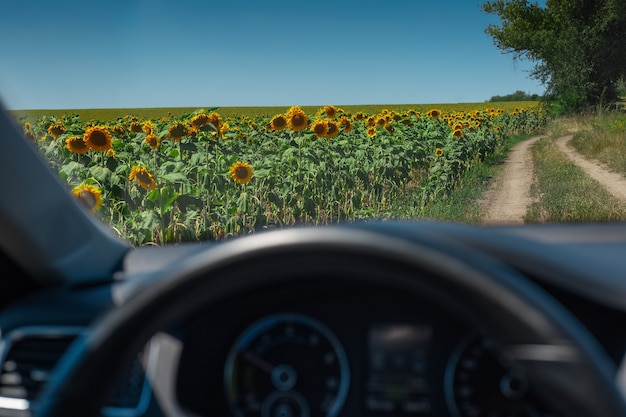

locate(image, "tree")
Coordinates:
481 0 626 113
488 90 541 102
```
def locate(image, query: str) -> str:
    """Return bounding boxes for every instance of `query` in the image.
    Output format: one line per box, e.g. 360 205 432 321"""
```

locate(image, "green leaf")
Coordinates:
89 166 112 182
160 172 188 183
160 186 179 212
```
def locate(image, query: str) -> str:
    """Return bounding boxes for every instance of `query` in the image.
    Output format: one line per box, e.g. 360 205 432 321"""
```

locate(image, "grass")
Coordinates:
9 101 540 124
525 134 626 223
393 135 534 223
569 112 626 176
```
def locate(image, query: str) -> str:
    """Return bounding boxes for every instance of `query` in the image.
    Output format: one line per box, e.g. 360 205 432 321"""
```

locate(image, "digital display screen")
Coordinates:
366 324 433 416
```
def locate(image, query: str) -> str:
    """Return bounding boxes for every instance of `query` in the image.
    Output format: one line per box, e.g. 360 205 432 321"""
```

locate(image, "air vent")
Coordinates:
0 327 80 417
0 327 151 417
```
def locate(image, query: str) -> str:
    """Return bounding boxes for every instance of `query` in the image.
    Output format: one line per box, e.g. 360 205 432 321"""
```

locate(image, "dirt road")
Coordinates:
555 135 626 201
481 135 626 224
481 136 542 224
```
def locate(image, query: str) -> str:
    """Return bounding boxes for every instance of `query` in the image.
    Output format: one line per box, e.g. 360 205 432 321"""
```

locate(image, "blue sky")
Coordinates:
0 0 545 110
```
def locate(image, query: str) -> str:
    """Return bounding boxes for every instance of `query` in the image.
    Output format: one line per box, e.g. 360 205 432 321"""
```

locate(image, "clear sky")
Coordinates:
0 0 545 110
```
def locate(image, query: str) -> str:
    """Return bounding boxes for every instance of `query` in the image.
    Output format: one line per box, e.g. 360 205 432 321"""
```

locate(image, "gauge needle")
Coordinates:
241 350 275 374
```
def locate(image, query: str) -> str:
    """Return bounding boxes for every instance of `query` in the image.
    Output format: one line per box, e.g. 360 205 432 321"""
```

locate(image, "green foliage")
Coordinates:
482 0 626 114
24 106 544 245
569 112 626 175
488 90 541 102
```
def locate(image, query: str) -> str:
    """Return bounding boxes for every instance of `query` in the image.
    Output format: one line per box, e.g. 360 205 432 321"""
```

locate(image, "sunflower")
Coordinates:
311 120 327 138
352 112 366 121
366 127 377 138
435 148 444 157
142 121 156 135
366 116 376 127
339 117 353 133
129 122 143 133
72 184 103 213
452 129 463 138
190 113 210 128
168 122 188 141
325 121 339 138
270 115 288 131
220 123 230 138
323 105 338 119
286 106 308 131
84 126 112 151
48 122 66 139
66 136 90 154
145 134 160 149
206 112 222 130
129 166 157 190
112 124 126 136
427 109 441 119
229 161 253 185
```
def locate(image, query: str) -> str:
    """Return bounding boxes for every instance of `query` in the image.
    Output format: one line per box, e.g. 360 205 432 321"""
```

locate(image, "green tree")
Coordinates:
481 0 626 114
488 90 541 102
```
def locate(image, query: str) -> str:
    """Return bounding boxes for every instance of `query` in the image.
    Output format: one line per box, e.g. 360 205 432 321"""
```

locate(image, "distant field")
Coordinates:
10 101 540 123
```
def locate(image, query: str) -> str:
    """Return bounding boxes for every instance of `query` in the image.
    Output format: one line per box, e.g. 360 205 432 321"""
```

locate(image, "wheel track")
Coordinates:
555 135 626 201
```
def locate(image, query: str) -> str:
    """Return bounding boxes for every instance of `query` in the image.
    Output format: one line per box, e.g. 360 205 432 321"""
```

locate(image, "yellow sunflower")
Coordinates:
366 127 377 138
427 109 441 119
190 113 210 128
452 129 463 138
112 124 126 136
339 117 352 133
286 106 308 131
129 122 143 133
84 126 112 151
270 115 288 131
325 121 339 138
168 122 188 141
66 136 90 154
311 120 327 138
145 134 160 149
72 184 103 213
352 112 366 121
229 161 253 185
142 121 156 135
323 105 338 119
129 166 157 190
206 112 222 130
435 148 444 157
48 122 66 139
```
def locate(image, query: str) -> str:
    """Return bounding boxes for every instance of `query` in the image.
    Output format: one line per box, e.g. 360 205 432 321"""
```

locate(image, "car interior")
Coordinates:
2 104 626 417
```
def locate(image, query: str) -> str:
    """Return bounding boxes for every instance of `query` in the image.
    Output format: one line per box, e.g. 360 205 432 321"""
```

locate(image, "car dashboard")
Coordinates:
1 223 626 417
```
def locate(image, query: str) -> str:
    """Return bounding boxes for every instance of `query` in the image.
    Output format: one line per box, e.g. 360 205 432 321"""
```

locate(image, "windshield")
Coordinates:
2 1 625 245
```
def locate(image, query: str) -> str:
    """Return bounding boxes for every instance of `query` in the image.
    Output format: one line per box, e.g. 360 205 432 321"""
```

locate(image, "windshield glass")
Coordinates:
2 1 625 245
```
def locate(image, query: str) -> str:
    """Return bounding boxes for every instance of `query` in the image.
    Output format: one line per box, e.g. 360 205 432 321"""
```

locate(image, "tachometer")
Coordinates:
224 313 350 417
445 334 542 417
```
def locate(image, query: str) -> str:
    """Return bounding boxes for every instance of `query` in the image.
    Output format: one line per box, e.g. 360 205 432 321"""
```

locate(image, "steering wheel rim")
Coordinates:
36 225 626 417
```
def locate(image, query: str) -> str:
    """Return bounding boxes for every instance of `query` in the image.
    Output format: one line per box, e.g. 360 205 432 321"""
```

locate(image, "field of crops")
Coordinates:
19 103 544 245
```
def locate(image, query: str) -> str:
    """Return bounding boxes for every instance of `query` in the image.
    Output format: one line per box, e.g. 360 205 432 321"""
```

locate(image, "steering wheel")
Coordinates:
36 225 626 417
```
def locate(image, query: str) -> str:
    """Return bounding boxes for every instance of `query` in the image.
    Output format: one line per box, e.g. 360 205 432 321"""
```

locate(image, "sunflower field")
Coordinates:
21 104 544 245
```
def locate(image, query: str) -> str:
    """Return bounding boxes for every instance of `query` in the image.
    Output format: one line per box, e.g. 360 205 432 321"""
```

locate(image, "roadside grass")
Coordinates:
525 135 626 223
9 101 540 124
569 112 626 176
392 135 533 223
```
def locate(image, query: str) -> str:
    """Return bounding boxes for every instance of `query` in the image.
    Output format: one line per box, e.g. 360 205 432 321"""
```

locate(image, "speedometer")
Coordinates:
224 313 350 417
